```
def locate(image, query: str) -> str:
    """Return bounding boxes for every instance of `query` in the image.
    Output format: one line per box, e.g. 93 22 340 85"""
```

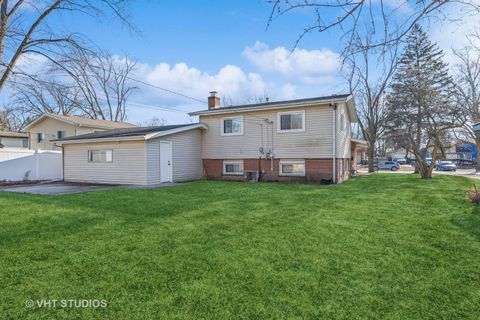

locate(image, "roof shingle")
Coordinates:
53 124 198 142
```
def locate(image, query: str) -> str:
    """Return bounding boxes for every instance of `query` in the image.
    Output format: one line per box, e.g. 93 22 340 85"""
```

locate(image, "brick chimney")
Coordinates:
208 91 220 109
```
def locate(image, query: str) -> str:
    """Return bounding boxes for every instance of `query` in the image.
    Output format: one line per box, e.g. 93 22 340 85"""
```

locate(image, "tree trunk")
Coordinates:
368 143 375 173
419 165 433 179
476 131 480 172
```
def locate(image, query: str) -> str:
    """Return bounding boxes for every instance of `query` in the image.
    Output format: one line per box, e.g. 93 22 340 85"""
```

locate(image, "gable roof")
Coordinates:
23 113 137 131
0 131 29 138
52 123 207 144
189 93 357 122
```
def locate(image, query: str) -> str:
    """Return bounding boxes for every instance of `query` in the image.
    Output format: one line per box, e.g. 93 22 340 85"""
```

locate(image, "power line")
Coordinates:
125 77 207 105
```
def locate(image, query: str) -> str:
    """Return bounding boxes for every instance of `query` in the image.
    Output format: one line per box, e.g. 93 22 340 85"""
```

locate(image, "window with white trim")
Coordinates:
277 111 305 132
279 160 305 176
223 160 244 175
37 132 45 143
221 117 243 136
88 150 113 163
57 130 66 139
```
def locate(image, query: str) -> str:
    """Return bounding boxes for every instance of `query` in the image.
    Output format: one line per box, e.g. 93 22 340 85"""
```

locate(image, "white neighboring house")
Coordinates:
53 123 207 185
0 131 29 149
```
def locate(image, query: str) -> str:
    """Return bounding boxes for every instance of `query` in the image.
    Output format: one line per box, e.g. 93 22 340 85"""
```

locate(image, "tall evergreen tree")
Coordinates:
386 24 459 179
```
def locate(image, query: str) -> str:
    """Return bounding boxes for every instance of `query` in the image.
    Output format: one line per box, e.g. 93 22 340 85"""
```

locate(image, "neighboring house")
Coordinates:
351 138 368 168
444 140 475 166
23 113 137 150
189 92 357 183
53 124 206 185
385 148 415 161
0 131 29 149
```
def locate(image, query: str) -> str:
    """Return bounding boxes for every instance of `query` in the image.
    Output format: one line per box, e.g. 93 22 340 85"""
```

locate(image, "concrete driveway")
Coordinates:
0 181 121 195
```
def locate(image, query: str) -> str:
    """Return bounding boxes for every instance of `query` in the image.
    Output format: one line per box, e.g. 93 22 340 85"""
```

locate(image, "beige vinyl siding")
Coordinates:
64 140 147 185
335 103 351 159
146 129 203 184
200 104 334 159
28 117 107 151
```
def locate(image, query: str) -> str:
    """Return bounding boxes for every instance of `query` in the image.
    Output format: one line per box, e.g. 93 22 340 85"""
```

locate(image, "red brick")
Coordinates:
202 158 351 184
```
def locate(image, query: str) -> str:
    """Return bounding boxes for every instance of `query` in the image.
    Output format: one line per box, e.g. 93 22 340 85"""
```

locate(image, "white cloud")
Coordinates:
14 53 50 75
133 62 273 106
5 46 348 125
242 41 341 84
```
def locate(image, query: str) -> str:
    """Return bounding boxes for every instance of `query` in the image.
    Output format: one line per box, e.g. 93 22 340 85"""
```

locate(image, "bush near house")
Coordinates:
1 175 480 319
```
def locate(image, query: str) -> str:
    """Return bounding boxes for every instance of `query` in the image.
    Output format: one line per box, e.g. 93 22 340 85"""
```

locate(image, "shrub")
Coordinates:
466 185 480 204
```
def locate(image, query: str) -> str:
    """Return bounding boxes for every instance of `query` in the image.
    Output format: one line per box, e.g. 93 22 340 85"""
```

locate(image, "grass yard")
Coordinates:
1 174 480 319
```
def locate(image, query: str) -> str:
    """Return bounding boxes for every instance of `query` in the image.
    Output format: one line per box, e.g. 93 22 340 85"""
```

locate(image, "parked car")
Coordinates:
394 158 407 165
435 161 457 171
375 161 400 171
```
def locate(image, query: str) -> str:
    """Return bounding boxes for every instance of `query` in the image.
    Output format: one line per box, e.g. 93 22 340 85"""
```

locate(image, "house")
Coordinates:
444 140 475 167
0 131 29 148
189 92 357 183
53 124 206 185
55 93 358 185
23 113 137 150
351 138 368 169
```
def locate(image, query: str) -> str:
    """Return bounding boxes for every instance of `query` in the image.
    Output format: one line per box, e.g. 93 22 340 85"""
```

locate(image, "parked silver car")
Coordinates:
435 161 457 172
375 161 400 171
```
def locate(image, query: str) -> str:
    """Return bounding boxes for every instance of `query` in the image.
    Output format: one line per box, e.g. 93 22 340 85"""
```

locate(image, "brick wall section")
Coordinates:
203 158 350 183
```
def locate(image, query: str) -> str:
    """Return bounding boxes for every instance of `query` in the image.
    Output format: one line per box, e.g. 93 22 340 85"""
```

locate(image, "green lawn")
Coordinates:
1 175 480 319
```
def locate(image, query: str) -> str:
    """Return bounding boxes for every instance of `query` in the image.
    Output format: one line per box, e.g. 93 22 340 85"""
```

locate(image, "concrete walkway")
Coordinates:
0 181 178 195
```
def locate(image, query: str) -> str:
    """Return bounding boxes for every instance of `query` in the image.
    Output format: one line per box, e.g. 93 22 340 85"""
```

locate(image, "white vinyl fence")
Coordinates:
0 148 62 181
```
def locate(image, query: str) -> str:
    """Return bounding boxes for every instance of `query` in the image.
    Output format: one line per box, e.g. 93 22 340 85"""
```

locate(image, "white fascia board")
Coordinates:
54 135 147 145
23 114 77 130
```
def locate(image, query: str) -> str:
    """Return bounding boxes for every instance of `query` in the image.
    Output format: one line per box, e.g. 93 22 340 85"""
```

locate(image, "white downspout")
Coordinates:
332 102 336 184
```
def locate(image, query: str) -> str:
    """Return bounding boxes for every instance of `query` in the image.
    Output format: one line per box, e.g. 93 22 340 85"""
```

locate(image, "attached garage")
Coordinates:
54 124 207 185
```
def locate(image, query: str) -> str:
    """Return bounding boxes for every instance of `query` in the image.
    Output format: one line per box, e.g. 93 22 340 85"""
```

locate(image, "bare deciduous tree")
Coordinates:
141 117 168 127
346 29 399 172
52 51 137 122
11 78 82 118
267 0 480 55
0 0 131 93
452 45 480 166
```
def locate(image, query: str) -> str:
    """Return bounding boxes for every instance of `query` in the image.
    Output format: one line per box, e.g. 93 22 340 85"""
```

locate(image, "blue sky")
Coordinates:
40 0 348 124
13 1 480 124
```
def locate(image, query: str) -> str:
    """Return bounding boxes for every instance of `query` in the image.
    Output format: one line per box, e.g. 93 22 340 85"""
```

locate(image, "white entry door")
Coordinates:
160 141 172 183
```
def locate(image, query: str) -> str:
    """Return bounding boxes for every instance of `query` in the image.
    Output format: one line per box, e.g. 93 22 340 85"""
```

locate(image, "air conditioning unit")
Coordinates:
244 171 259 183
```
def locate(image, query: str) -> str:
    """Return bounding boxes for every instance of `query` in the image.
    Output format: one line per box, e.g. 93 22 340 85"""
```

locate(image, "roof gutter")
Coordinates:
53 135 147 145
52 124 208 145
189 96 353 116
331 101 337 184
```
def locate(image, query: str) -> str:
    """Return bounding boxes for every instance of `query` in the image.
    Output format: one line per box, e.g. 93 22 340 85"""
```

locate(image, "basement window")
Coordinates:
88 150 113 163
279 160 305 176
223 160 244 175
